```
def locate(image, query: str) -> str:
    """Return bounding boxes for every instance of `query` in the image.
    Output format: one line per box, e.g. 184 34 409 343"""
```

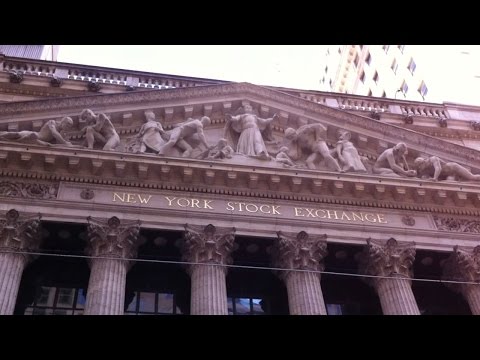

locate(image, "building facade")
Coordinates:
1 52 480 315
321 45 429 102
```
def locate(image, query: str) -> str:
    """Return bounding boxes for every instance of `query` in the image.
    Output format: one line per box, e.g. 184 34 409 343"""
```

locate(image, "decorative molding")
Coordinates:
402 215 415 226
0 209 42 254
0 82 479 165
273 231 327 279
433 215 480 233
86 216 141 261
182 224 236 273
80 188 95 200
358 238 416 286
0 181 58 199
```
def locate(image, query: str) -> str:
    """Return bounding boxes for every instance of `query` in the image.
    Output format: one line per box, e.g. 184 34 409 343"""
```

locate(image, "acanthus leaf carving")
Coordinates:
273 231 328 279
0 209 42 254
86 216 141 261
442 246 480 294
0 181 58 199
358 238 416 286
433 215 480 233
182 224 236 272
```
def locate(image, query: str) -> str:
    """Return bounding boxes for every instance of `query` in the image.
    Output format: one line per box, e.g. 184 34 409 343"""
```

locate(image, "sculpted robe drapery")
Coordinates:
224 113 274 156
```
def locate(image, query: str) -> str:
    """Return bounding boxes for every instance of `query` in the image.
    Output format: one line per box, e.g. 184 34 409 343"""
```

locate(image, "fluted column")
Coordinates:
0 209 41 315
443 246 480 315
84 216 141 315
273 231 328 315
182 224 235 315
358 238 420 315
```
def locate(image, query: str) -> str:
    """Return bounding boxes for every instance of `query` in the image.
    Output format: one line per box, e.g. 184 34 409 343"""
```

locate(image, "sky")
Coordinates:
57 45 480 106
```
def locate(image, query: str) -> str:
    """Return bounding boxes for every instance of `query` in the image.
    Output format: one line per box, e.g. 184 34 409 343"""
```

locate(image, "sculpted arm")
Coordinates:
386 151 413 176
430 156 443 181
47 122 71 145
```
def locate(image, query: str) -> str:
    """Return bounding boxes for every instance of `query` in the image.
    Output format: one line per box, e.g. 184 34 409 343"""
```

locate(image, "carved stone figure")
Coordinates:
373 142 417 177
128 110 168 154
275 146 297 167
414 155 480 182
284 123 342 171
224 103 277 159
0 117 73 146
200 138 234 160
335 130 367 173
79 109 120 151
158 116 211 157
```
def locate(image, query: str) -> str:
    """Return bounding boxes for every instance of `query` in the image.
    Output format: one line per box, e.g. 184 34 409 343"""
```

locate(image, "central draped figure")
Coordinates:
224 104 278 158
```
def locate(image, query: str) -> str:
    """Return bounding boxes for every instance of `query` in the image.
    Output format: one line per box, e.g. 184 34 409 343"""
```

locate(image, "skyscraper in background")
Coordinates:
320 45 429 102
0 45 59 61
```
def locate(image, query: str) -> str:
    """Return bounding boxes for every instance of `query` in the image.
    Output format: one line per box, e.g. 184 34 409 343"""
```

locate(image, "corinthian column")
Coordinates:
358 238 419 315
182 224 235 315
443 246 480 315
273 231 328 315
84 216 141 315
0 209 41 315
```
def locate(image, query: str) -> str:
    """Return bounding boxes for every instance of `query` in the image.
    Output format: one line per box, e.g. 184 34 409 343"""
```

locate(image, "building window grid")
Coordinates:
125 291 181 315
228 297 267 315
24 286 86 315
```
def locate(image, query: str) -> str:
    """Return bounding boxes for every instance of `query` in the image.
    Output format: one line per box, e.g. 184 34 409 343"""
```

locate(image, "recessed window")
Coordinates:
24 286 86 315
398 45 406 53
408 58 416 74
359 71 365 83
368 89 372 96
365 52 371 65
373 71 379 83
391 59 398 74
383 45 390 53
228 297 267 315
418 81 428 99
382 91 386 98
325 65 328 73
401 80 409 95
354 54 359 67
125 291 182 315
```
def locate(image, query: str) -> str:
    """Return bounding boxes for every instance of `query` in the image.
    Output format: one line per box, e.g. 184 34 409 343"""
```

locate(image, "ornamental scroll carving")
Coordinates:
0 181 58 199
433 215 480 233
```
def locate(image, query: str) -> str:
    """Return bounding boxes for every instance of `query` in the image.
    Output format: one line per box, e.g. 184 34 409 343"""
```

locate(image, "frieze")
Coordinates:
0 82 479 164
0 181 58 199
433 215 480 233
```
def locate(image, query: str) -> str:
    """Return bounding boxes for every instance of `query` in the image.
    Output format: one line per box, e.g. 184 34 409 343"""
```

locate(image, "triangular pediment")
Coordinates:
0 81 478 172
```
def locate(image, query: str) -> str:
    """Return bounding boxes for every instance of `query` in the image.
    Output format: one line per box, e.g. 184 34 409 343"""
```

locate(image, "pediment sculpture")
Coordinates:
1 104 480 185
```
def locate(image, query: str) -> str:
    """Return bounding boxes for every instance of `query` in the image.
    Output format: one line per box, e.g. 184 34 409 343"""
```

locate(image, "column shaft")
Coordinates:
190 264 227 315
85 258 127 315
285 271 326 315
463 285 480 315
376 277 420 315
0 253 26 315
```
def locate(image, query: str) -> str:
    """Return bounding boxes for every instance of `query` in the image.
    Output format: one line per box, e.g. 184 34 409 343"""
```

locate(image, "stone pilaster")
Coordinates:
442 246 480 315
273 231 328 315
359 238 420 315
182 224 235 315
0 209 41 315
84 216 141 315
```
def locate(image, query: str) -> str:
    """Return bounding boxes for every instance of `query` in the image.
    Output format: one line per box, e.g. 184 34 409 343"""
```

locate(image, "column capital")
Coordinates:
86 216 141 261
443 245 480 294
182 224 236 270
273 231 328 280
0 209 42 256
359 238 416 286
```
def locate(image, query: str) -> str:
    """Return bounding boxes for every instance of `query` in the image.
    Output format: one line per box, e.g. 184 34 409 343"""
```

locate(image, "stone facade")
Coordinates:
0 54 479 315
